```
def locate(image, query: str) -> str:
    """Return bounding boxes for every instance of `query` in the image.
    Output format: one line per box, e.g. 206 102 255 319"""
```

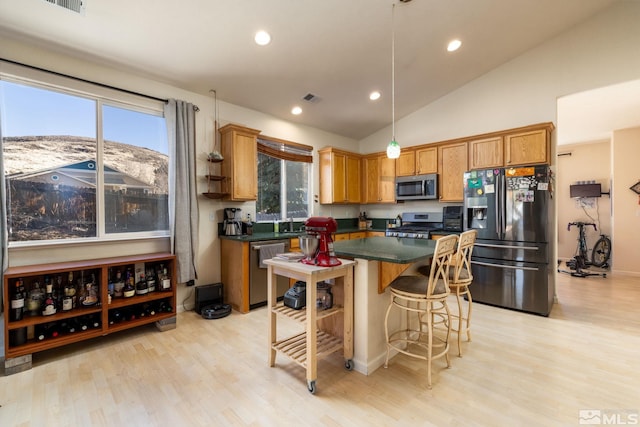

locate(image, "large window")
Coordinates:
1 78 168 244
256 137 312 222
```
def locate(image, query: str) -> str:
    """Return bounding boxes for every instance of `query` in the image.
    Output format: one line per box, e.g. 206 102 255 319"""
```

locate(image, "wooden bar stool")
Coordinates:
383 234 458 388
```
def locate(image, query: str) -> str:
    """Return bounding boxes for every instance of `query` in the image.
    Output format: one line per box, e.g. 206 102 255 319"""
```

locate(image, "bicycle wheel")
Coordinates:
591 235 611 268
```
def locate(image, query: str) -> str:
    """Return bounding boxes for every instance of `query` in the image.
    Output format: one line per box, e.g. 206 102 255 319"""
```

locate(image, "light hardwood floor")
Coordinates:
2 272 639 426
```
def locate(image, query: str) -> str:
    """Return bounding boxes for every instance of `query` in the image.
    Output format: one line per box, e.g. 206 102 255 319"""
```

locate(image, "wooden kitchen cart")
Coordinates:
264 258 355 394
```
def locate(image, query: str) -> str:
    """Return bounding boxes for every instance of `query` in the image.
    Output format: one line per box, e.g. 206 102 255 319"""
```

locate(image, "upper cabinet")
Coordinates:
469 136 503 170
504 128 549 166
416 146 438 174
469 123 553 170
363 153 396 203
319 147 362 204
438 142 468 202
220 123 261 201
395 149 415 176
396 146 438 177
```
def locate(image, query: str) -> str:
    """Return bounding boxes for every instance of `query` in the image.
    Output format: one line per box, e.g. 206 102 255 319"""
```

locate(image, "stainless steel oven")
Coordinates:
249 240 291 309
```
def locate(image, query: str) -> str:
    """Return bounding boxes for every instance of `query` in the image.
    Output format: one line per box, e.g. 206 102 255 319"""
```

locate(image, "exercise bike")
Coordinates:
558 221 611 278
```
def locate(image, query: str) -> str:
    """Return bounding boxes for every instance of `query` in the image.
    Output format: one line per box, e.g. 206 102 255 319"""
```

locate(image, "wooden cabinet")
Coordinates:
219 123 261 201
505 128 549 166
416 146 438 174
319 147 361 204
469 125 552 170
438 142 468 202
220 239 250 313
396 149 415 176
469 136 503 170
396 146 438 176
367 231 386 237
363 153 396 203
3 253 177 361
349 231 367 239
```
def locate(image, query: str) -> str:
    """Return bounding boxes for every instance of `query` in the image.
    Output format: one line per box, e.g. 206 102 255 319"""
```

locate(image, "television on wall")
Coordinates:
570 183 602 198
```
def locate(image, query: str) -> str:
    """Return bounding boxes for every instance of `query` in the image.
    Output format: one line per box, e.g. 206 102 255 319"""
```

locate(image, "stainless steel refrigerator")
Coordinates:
463 165 555 316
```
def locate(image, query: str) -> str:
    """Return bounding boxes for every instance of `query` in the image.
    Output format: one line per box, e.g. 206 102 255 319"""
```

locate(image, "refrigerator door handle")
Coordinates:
472 260 540 271
499 174 506 239
495 173 501 238
475 243 540 251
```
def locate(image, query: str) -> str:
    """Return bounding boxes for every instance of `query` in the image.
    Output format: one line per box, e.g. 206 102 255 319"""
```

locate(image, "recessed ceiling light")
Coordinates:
291 106 302 115
447 39 462 52
255 31 271 46
370 91 381 101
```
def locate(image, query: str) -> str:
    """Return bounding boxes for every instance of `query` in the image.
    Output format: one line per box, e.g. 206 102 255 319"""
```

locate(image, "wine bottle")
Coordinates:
62 276 74 312
159 264 171 291
113 270 125 298
107 269 115 304
37 322 60 340
123 269 135 298
10 278 26 321
77 316 89 331
145 267 156 292
66 272 77 308
88 314 101 329
27 280 44 316
135 272 149 295
109 310 123 325
42 280 57 316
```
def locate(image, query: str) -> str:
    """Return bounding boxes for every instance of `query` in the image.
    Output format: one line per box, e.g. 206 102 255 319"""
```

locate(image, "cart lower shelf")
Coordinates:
272 330 343 367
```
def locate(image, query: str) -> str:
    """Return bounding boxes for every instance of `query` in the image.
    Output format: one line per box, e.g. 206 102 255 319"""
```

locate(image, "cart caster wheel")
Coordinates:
307 380 317 394
603 273 607 278
345 359 354 371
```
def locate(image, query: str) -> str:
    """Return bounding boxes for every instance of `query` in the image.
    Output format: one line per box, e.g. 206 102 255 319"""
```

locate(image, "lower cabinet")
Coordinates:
3 253 177 360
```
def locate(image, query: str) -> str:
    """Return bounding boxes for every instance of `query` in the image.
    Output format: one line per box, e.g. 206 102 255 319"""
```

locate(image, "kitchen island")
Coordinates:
333 237 437 374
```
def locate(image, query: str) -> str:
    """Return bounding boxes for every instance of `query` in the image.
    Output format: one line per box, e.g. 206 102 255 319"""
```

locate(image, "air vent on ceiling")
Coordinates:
302 93 320 103
44 0 86 15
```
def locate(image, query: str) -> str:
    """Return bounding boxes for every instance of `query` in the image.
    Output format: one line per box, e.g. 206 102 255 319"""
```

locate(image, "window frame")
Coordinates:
1 64 169 248
256 136 313 222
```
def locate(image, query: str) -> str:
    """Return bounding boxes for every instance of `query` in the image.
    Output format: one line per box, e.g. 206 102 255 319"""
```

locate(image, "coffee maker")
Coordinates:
301 217 341 267
223 208 242 236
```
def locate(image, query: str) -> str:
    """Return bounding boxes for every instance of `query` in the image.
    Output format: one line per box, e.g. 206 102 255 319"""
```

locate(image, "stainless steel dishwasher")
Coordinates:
249 240 291 309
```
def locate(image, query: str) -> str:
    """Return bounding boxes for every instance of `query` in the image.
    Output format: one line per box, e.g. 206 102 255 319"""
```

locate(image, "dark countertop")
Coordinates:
218 227 386 242
333 236 436 264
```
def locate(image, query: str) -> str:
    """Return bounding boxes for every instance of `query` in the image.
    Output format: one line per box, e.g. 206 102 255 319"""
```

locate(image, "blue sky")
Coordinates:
1 80 167 153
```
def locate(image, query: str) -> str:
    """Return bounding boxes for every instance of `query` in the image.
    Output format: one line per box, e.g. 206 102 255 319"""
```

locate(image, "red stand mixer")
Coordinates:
301 217 342 267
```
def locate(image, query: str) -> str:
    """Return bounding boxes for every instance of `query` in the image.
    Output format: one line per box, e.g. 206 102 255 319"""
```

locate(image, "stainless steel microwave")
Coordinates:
395 173 438 201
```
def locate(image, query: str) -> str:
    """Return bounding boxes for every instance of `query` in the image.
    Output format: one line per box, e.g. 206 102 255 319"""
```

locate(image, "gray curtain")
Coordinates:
164 99 198 283
0 105 7 311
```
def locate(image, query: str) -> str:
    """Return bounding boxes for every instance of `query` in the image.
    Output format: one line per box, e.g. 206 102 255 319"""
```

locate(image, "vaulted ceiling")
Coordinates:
0 0 624 141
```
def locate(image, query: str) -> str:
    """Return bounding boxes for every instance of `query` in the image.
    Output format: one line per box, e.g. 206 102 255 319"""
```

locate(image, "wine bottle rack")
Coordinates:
3 253 176 360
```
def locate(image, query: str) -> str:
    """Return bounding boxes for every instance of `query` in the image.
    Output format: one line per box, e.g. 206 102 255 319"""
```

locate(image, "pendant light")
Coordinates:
386 2 401 159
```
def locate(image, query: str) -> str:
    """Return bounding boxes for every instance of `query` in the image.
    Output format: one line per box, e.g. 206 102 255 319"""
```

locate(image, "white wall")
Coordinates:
611 127 640 275
359 1 640 154
555 141 612 261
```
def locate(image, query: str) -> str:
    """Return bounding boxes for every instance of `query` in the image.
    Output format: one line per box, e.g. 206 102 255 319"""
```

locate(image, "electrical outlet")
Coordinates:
209 212 215 221
186 279 195 287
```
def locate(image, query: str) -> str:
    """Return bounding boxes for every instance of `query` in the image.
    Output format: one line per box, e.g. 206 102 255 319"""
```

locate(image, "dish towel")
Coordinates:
259 243 285 268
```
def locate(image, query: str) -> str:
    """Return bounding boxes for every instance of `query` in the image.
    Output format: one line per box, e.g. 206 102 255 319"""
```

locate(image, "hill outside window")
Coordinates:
0 78 169 245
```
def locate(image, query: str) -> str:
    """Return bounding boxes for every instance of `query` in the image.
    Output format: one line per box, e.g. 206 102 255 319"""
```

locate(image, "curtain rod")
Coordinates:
1 58 169 104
